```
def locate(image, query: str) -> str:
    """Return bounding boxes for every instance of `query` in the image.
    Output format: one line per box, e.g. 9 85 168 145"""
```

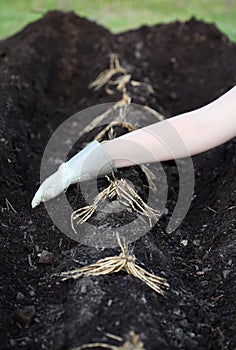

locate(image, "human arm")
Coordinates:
32 86 236 208
103 86 236 167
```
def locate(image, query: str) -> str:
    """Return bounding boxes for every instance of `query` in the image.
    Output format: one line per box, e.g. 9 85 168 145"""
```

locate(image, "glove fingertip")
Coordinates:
31 188 42 208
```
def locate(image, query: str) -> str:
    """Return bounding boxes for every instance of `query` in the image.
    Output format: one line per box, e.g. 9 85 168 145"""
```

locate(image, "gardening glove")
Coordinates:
31 140 116 208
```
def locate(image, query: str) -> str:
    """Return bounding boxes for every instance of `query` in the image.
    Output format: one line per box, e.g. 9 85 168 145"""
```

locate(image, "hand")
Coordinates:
31 162 74 208
31 140 116 208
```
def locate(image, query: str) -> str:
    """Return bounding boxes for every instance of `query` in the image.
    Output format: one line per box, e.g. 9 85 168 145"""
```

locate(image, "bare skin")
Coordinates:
103 86 236 167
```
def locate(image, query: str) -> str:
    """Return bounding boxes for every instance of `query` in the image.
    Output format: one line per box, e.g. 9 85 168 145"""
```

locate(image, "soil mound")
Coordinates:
0 11 235 350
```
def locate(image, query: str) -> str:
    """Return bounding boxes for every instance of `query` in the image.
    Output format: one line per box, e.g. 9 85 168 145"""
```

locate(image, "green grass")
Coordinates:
0 0 235 42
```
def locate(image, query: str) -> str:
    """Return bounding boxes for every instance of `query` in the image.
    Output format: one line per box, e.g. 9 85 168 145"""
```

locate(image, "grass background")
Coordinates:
0 0 235 42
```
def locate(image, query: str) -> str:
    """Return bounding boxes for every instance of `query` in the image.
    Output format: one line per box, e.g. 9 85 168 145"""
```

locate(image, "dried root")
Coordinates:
108 126 116 140
110 74 131 92
71 176 160 230
92 90 131 142
89 53 128 93
84 54 165 146
140 164 157 192
130 79 156 95
61 235 169 295
89 53 157 99
95 121 136 142
72 330 145 350
78 90 131 141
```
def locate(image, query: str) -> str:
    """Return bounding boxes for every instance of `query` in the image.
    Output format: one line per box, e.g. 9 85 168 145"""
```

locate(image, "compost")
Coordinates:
0 11 235 350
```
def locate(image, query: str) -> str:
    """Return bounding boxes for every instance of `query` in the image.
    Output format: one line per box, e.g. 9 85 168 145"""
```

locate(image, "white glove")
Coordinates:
31 140 116 208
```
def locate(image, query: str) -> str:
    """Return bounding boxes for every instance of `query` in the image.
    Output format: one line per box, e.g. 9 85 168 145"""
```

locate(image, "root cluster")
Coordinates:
61 235 169 295
71 176 160 230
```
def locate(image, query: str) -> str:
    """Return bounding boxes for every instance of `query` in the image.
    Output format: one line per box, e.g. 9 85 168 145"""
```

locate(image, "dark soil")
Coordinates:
0 11 235 350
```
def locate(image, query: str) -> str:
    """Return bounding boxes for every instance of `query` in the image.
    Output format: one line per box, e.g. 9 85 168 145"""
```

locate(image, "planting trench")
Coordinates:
0 11 235 350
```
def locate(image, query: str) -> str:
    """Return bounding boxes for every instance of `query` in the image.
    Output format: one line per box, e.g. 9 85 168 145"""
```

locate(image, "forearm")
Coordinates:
103 86 236 167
